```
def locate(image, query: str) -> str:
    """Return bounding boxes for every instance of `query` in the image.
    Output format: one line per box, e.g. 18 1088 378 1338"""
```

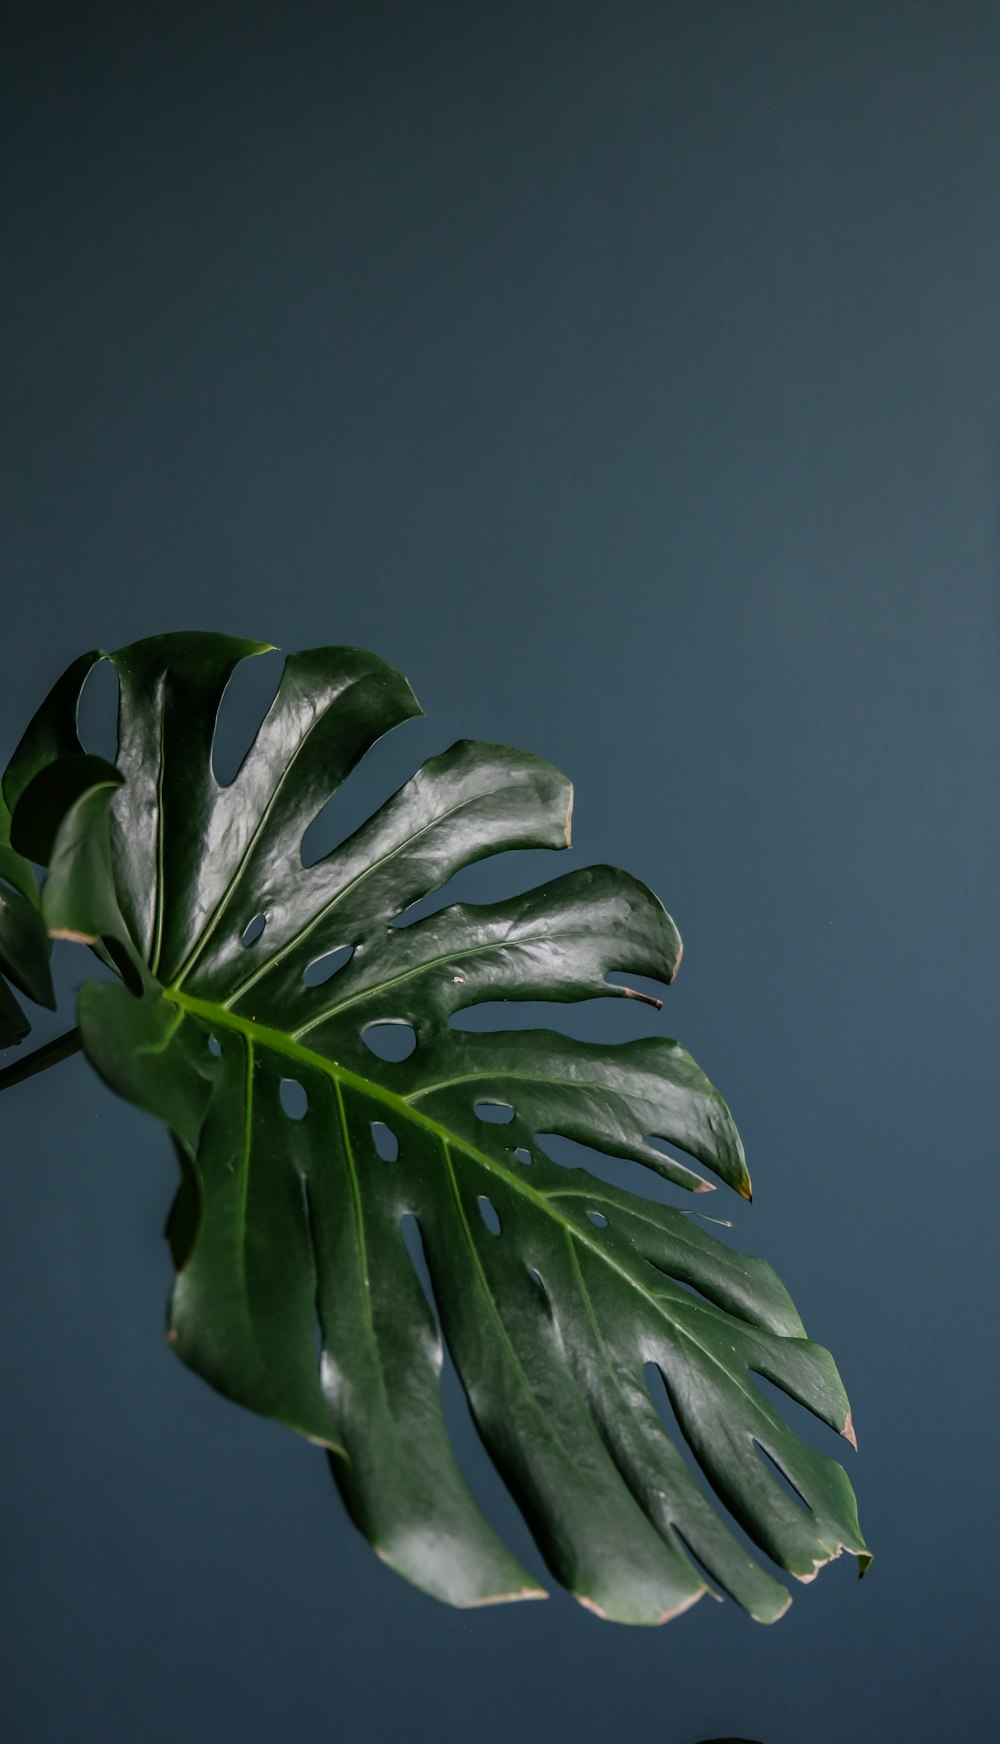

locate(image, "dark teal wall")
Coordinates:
2 6 996 1740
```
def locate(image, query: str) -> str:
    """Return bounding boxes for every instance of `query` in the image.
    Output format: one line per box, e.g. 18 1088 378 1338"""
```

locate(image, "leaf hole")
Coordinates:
304 944 353 987
298 1174 325 1370
389 864 493 930
644 1361 701 1461
514 1147 533 1166
641 1263 728 1314
396 1217 551 1586
299 726 428 869
400 1213 436 1317
240 912 267 948
477 1195 501 1235
527 1265 546 1294
280 1078 308 1120
586 1208 609 1227
391 893 445 929
392 851 566 930
362 1020 416 1062
645 1134 713 1193
474 1100 515 1125
643 1362 804 1589
207 1035 222 1057
211 648 282 787
753 1441 812 1513
749 1372 845 1457
75 657 120 763
370 1121 399 1161
536 1131 696 1207
669 1525 726 1604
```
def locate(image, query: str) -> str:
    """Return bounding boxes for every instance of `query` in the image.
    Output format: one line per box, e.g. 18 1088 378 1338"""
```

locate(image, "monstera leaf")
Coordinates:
1 633 869 1624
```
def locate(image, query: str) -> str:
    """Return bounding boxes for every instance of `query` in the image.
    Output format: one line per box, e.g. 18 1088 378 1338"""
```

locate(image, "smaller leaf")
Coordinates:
10 753 124 868
0 878 56 1010
40 765 152 1003
2 648 107 817
0 972 30 1047
0 783 55 1036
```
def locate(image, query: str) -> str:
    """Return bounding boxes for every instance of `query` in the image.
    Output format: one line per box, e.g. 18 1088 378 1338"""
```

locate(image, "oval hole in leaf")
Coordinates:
76 657 120 763
304 943 353 987
527 1266 545 1293
280 1078 308 1120
514 1146 532 1166
211 648 282 787
477 1195 501 1235
240 912 266 948
474 1100 514 1125
391 892 447 929
586 1208 609 1227
362 1020 416 1062
207 1035 222 1057
370 1121 399 1161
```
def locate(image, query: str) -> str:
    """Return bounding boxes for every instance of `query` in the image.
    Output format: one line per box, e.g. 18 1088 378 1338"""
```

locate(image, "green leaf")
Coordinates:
3 633 870 1623
0 783 55 1044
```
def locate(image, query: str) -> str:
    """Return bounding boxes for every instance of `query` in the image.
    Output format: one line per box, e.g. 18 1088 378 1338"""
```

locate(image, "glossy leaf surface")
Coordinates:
1 634 869 1622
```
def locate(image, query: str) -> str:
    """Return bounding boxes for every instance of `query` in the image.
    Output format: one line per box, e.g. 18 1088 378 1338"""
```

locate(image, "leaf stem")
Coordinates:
0 1027 82 1092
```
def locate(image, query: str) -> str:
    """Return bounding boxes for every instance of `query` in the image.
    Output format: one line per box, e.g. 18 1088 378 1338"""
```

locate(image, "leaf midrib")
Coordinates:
290 919 625 1040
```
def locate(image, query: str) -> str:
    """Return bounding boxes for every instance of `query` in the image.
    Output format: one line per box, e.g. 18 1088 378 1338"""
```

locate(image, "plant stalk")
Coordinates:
0 1027 82 1093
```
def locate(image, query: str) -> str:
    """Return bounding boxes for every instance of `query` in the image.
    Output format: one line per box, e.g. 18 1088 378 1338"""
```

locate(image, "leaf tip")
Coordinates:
462 1584 549 1608
756 1587 794 1624
577 1587 706 1625
842 1410 858 1451
307 1432 349 1459
564 782 574 847
49 927 99 945
622 986 663 1010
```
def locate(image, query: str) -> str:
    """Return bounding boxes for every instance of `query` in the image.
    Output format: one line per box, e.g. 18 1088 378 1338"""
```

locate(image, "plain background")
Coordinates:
1 4 996 1740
